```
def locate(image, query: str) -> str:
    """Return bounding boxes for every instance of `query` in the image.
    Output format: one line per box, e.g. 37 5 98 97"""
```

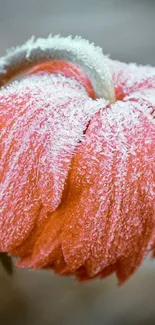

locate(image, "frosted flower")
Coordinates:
0 36 154 283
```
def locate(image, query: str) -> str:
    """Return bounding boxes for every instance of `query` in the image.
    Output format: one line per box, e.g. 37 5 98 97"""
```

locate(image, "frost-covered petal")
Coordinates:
0 73 106 250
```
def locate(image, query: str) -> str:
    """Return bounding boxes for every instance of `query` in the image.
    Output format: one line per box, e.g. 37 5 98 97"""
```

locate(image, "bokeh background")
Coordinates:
0 0 155 324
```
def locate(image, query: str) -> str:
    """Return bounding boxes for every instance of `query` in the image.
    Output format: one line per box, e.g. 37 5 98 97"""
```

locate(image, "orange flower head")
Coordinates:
0 36 154 284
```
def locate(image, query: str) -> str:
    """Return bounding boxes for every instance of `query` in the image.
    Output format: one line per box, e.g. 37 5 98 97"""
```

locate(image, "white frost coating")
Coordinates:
0 35 115 101
125 88 155 105
124 89 155 121
108 58 155 97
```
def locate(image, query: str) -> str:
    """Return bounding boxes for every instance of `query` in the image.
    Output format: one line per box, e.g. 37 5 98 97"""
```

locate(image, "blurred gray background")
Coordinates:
0 0 155 324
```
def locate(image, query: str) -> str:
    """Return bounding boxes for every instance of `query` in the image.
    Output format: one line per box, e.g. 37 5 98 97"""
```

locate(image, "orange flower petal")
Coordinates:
0 71 105 252
60 95 155 280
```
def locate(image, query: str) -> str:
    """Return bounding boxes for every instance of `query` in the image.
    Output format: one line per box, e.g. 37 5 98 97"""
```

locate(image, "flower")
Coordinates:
0 36 155 284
